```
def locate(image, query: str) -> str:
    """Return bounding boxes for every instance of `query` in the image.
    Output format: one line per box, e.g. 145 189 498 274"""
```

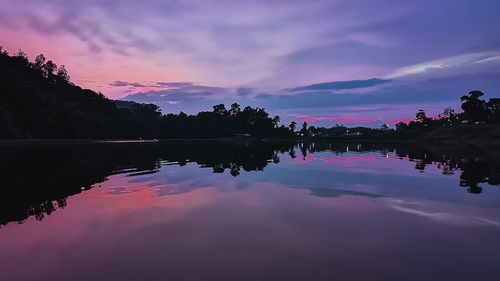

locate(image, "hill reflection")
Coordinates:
1 140 499 226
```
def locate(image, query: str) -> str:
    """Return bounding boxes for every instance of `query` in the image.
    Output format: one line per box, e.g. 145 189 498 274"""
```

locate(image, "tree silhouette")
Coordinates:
487 98 500 123
14 49 28 61
299 121 308 135
272 115 280 128
289 121 297 133
416 109 427 122
395 122 408 131
461 90 487 123
44 60 57 76
230 103 241 116
56 65 70 81
307 125 317 134
213 104 227 116
439 107 456 126
33 54 46 70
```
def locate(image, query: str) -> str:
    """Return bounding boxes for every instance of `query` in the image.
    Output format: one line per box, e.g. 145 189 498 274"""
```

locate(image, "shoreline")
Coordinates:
0 135 499 147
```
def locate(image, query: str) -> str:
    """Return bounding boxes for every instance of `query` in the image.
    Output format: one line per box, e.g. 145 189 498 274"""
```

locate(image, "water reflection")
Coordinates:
0 141 499 226
2 141 500 281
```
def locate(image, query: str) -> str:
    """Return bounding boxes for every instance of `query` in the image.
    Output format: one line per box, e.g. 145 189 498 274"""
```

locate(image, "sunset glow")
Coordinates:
1 0 499 125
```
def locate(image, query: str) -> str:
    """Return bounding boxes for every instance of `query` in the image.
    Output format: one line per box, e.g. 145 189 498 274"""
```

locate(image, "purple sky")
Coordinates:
1 0 499 126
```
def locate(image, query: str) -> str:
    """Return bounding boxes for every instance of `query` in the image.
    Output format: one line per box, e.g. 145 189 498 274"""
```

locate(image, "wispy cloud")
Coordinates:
386 51 500 79
289 78 390 92
109 81 146 87
4 0 499 90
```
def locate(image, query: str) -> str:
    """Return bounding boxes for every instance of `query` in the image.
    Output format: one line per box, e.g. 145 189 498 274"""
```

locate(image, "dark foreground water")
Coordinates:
1 141 500 281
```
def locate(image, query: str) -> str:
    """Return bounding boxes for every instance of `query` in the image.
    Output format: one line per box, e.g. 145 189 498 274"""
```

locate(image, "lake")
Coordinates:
1 140 499 281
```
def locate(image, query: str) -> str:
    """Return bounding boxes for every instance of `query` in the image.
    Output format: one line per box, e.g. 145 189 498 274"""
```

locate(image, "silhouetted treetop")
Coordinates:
57 65 70 81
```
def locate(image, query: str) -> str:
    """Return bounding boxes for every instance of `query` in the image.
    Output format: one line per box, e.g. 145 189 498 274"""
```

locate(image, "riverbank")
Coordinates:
1 124 499 147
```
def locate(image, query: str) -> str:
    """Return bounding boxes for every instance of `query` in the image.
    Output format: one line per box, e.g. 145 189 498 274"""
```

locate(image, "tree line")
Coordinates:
291 91 499 139
0 48 294 139
143 102 293 138
287 91 500 138
396 90 500 131
1 47 498 140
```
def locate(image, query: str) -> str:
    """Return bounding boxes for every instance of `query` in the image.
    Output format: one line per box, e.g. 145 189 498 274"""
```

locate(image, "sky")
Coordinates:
1 0 500 127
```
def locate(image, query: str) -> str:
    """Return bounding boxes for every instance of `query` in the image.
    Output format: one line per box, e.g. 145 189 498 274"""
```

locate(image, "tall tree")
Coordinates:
461 91 487 123
213 104 227 116
33 54 46 70
57 65 70 81
272 115 280 128
13 49 28 64
229 103 241 116
44 60 57 76
299 121 308 135
416 109 427 122
439 107 456 126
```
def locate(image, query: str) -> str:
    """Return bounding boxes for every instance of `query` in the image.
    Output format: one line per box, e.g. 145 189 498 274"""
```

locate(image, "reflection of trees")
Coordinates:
415 160 426 172
28 199 66 222
424 157 497 194
394 144 500 195
0 141 293 226
289 147 296 159
1 140 499 226
458 160 493 194
299 140 500 195
436 161 456 175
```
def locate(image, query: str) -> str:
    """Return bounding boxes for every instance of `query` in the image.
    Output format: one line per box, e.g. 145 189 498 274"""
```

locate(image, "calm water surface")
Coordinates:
1 141 499 281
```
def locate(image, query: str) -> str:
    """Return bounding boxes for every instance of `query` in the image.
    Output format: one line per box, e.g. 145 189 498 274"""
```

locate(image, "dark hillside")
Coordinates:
0 49 161 139
0 49 290 139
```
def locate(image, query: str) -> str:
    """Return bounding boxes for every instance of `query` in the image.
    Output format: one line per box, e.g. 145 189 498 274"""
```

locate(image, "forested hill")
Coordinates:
0 49 164 139
0 48 290 139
